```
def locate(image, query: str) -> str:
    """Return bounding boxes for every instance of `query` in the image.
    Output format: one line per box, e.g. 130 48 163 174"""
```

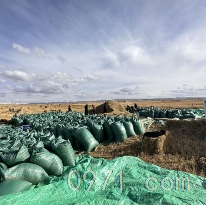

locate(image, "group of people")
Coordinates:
84 102 109 115
84 104 96 115
68 102 110 115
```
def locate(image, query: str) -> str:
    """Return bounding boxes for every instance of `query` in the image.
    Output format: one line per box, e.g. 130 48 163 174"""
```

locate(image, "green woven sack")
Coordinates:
122 121 136 137
51 137 75 166
30 148 63 176
56 124 64 138
1 145 30 167
131 118 144 135
103 121 114 141
0 163 49 184
90 123 104 143
154 110 159 118
0 180 32 196
0 162 7 172
111 122 127 142
73 127 99 152
62 126 74 146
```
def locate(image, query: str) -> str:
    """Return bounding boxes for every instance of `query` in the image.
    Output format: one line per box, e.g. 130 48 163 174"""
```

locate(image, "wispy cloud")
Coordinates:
13 43 30 54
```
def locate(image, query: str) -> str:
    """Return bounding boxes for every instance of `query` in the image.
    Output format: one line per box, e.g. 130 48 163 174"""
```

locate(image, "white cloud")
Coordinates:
1 70 32 81
34 46 46 57
83 75 99 81
13 43 30 54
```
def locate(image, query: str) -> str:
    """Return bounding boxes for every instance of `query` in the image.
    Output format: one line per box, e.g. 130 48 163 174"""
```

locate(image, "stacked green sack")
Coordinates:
131 117 144 135
51 137 75 166
111 121 127 142
0 163 49 184
0 180 33 196
73 127 99 152
30 147 63 176
1 145 30 167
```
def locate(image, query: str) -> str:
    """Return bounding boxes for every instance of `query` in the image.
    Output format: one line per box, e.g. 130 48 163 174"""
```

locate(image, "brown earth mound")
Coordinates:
95 100 129 115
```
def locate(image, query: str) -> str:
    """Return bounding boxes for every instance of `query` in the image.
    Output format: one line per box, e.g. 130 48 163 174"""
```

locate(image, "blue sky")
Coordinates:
0 0 206 103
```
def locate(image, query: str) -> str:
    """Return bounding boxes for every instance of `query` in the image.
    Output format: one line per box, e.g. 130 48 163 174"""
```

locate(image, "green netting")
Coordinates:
0 155 205 205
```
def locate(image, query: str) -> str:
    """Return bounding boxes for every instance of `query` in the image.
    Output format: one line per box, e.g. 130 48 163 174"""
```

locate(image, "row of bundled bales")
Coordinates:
11 111 145 147
126 106 205 119
0 111 146 196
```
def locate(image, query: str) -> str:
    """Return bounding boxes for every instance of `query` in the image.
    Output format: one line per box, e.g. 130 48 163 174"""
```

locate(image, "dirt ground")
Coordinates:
0 99 204 121
0 99 205 177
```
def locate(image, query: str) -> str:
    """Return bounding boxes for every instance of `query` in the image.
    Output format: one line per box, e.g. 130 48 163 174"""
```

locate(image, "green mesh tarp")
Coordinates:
0 155 205 205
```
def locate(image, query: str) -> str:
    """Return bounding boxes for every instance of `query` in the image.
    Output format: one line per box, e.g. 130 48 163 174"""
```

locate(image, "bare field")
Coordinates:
0 99 205 177
0 99 204 121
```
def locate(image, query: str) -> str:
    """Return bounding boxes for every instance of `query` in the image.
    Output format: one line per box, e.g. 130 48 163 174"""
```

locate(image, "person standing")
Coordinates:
134 103 138 109
92 104 96 114
68 105 72 112
85 104 89 115
103 102 108 113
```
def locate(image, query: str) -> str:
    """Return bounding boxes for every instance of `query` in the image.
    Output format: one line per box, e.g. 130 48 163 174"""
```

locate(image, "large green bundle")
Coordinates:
73 127 99 152
0 163 49 184
103 121 114 141
159 110 166 118
131 118 144 135
62 126 74 146
41 134 55 149
154 110 159 118
0 162 7 172
11 117 23 127
122 121 136 137
30 148 63 176
51 137 75 166
56 124 64 138
111 122 127 142
149 110 154 118
167 110 173 118
0 180 32 196
90 123 104 143
1 145 30 167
